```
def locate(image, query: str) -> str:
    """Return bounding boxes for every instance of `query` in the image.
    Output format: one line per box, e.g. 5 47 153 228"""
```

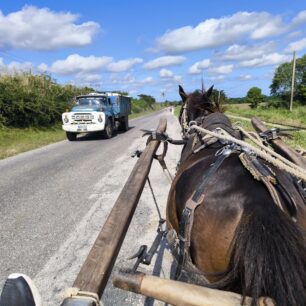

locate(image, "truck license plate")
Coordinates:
77 125 87 131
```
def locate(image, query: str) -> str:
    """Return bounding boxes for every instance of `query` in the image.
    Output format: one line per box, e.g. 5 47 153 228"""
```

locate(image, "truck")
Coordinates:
62 92 131 141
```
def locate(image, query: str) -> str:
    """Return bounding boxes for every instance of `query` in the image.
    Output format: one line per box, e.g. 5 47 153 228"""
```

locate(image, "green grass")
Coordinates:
174 105 181 117
231 118 306 150
0 125 66 159
174 104 306 150
225 105 306 128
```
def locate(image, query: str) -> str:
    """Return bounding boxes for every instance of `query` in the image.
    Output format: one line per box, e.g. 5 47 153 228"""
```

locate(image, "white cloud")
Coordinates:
188 59 211 74
143 56 185 69
0 6 99 50
208 75 225 81
250 16 285 39
75 73 101 83
286 38 306 53
50 54 112 75
0 58 33 73
240 53 291 67
159 69 182 83
286 31 302 39
37 63 48 73
123 73 136 83
221 43 275 61
140 76 154 84
156 11 290 53
159 68 174 78
209 64 233 74
239 74 252 80
107 58 143 72
292 10 306 26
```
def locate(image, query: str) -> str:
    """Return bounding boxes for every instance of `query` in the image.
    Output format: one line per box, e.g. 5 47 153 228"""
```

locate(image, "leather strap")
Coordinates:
176 145 234 279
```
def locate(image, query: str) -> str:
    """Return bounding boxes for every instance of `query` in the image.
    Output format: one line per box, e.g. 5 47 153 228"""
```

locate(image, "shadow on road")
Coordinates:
144 237 173 306
74 126 135 141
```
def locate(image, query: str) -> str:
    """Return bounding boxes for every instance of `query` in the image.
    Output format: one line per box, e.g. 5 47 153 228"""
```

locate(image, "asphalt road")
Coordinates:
0 110 182 305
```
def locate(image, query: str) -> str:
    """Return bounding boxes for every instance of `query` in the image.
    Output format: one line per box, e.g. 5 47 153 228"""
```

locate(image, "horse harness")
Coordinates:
171 128 306 281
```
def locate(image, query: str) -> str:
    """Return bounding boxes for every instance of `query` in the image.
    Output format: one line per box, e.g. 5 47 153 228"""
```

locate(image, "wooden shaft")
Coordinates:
73 117 167 297
113 271 275 306
251 117 306 170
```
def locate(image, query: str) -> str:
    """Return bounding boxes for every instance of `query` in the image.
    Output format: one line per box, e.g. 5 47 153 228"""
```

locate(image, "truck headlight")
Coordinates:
98 115 103 123
64 116 69 123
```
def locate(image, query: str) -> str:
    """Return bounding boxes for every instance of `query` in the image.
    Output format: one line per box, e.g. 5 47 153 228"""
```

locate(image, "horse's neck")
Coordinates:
179 112 240 166
200 112 231 130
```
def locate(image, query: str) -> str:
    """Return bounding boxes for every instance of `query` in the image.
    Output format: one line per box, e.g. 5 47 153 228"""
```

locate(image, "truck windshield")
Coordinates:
76 97 107 106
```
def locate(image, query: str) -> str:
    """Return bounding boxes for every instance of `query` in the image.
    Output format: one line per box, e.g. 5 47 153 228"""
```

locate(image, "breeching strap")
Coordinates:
176 145 234 279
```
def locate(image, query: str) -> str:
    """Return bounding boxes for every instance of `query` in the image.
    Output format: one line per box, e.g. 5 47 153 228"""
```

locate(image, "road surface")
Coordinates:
0 110 182 305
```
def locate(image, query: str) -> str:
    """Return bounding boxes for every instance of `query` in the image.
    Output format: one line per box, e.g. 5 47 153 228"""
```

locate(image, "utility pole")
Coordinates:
201 72 205 93
289 51 296 112
217 90 221 104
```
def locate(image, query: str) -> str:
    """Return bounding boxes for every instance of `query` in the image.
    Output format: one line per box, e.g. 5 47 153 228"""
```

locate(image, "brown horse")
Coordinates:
166 85 306 306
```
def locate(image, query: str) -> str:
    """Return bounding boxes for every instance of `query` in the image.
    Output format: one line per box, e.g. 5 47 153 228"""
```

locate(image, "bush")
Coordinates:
0 73 93 128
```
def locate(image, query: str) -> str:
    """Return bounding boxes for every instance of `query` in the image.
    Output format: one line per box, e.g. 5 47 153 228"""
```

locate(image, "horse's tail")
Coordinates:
214 201 306 306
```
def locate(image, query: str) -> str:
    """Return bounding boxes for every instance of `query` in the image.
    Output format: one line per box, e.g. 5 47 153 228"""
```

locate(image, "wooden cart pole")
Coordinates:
251 117 306 169
113 271 276 306
72 117 167 298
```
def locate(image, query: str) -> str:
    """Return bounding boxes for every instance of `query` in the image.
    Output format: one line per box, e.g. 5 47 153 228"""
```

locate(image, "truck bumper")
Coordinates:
62 124 105 133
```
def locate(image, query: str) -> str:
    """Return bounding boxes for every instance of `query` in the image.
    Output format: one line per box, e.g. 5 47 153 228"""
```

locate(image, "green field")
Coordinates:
225 104 306 128
174 105 306 150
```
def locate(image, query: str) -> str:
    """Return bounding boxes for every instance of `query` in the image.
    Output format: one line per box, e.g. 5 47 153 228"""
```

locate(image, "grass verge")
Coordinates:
0 125 66 160
225 105 306 128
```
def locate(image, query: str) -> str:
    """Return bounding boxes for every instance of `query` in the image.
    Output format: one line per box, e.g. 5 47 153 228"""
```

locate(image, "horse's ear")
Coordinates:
206 85 214 98
179 85 187 102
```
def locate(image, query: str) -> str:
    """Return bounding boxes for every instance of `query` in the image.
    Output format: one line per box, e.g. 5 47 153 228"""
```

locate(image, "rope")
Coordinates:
63 287 100 306
190 125 306 182
236 125 305 172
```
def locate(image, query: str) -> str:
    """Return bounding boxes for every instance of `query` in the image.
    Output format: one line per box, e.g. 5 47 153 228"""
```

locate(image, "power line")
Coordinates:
0 50 29 63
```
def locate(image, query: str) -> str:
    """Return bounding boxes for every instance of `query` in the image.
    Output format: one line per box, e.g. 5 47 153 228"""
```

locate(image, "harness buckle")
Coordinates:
189 120 197 127
215 145 231 157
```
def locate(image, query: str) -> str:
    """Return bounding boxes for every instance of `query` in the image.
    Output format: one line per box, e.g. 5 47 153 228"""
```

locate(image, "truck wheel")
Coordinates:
102 119 113 139
121 115 129 131
66 132 77 141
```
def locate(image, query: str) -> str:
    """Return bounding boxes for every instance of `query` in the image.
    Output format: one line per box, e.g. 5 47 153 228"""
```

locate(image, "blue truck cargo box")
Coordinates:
107 93 131 118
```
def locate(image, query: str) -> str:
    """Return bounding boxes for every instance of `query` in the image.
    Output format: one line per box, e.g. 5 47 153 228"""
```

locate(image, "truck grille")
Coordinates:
71 113 95 124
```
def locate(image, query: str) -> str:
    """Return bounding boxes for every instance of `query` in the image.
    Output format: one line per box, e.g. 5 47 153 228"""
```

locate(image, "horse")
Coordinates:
166 85 306 306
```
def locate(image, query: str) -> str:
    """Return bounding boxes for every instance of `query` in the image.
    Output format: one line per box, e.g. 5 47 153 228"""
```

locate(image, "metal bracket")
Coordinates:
131 150 143 158
129 219 166 271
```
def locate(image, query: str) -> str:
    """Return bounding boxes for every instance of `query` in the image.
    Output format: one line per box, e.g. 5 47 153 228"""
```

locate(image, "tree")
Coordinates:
211 89 227 104
245 87 264 109
270 54 306 105
137 94 156 109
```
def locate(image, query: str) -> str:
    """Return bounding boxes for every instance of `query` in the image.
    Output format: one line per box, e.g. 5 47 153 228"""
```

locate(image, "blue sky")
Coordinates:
0 1 306 101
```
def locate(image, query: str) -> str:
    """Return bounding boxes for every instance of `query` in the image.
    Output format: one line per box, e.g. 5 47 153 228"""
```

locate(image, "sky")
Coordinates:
0 0 306 101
